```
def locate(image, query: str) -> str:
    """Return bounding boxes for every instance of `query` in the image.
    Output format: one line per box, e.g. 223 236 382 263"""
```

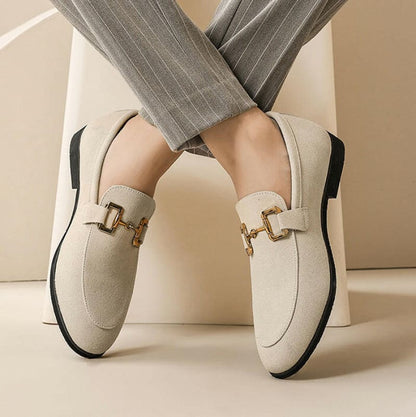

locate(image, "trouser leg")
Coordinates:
50 0 348 158
205 0 349 112
49 0 257 156
143 0 349 157
177 0 349 157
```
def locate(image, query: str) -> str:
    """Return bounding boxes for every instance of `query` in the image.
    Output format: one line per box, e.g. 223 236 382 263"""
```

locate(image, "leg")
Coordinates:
50 0 346 162
49 0 259 194
204 1 349 378
205 0 349 110
141 0 348 158
200 0 349 206
52 0 346 114
50 0 256 154
50 1 187 198
50 0 347 203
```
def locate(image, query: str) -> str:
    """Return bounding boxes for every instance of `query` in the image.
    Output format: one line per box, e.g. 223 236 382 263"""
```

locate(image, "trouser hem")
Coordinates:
138 76 257 156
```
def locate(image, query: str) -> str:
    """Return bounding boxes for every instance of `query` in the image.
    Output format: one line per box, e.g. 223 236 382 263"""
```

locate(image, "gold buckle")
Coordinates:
98 202 149 248
240 206 289 256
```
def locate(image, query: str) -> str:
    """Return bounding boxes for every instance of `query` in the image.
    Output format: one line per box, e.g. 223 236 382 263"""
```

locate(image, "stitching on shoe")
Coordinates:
100 184 155 203
256 229 299 348
282 116 303 208
90 110 139 203
82 225 121 330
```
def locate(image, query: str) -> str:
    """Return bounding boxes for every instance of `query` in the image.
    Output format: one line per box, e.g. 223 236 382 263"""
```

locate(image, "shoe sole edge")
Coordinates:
270 131 345 379
49 126 105 359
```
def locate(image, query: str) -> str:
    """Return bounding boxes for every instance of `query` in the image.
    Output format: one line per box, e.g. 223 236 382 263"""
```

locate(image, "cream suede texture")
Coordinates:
54 110 156 355
235 111 333 374
83 185 155 329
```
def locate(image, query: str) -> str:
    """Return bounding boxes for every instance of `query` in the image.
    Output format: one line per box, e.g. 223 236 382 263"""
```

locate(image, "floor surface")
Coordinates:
1 269 415 417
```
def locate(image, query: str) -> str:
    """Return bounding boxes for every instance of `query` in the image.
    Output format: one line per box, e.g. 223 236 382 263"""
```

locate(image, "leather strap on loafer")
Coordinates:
82 202 109 225
268 207 309 232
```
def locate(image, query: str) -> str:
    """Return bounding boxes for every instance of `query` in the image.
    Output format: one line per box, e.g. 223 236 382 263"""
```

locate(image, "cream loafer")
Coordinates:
50 109 156 358
235 111 345 378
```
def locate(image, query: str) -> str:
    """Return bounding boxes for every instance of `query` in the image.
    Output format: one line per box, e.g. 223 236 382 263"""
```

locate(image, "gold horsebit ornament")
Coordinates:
240 206 289 256
98 202 149 248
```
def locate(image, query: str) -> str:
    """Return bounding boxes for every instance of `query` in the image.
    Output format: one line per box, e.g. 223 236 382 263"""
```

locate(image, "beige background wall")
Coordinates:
332 1 416 268
0 7 72 282
0 0 415 281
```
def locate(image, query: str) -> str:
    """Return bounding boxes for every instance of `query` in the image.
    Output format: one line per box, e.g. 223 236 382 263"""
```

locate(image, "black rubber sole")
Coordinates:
49 126 105 359
270 131 345 379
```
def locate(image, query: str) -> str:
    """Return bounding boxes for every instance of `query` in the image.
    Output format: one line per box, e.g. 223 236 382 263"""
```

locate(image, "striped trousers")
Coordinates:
50 0 348 158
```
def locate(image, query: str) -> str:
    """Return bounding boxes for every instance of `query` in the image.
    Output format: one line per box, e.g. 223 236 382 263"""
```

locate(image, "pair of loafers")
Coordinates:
50 109 344 378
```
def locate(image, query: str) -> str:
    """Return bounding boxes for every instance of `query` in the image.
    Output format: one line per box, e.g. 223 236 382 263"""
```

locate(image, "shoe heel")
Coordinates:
326 132 345 199
69 126 86 190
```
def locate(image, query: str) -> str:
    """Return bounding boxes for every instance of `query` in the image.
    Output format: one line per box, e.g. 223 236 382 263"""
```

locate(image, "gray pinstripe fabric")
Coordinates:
50 0 348 158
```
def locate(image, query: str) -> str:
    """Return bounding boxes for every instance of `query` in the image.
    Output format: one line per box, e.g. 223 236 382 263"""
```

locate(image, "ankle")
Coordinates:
225 119 287 177
98 115 182 200
200 108 291 206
